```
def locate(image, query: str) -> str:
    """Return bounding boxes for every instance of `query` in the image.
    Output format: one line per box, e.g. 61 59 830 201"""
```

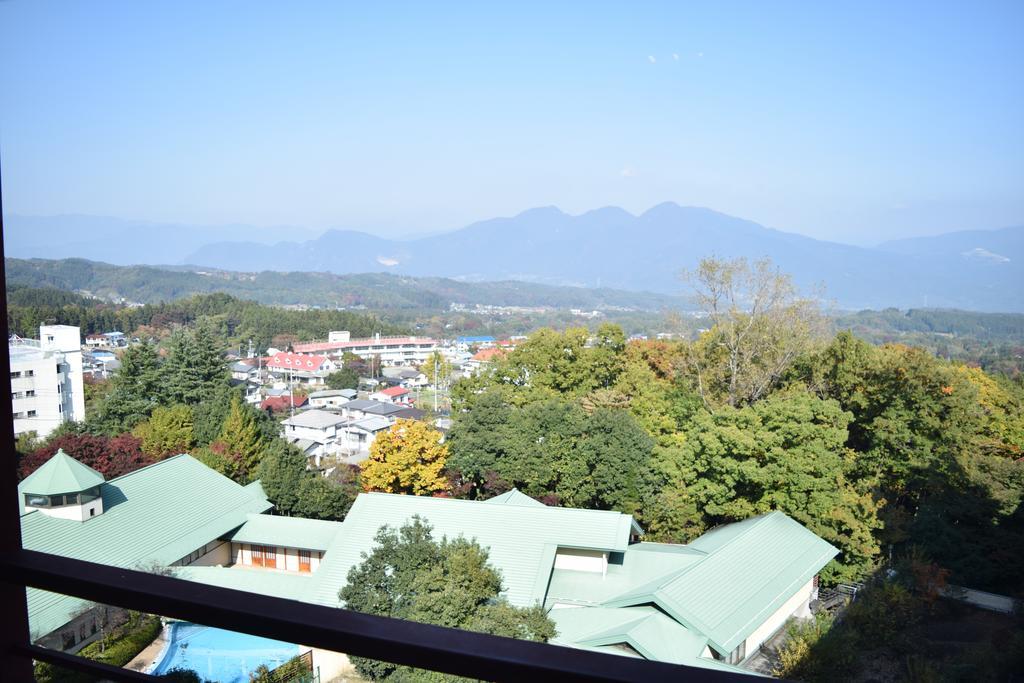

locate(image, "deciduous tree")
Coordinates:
339 517 555 681
361 420 449 495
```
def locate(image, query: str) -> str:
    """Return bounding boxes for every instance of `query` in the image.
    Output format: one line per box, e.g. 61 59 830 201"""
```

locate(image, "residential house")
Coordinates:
464 346 507 376
280 409 348 464
368 386 411 405
308 389 357 409
260 394 308 415
84 332 127 348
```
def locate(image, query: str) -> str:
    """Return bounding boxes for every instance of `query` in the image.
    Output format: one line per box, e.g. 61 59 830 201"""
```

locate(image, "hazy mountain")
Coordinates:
6 206 1021 311
184 204 1023 311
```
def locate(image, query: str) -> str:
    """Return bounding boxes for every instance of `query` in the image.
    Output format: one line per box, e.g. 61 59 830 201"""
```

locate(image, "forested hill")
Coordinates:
4 257 687 311
6 287 406 351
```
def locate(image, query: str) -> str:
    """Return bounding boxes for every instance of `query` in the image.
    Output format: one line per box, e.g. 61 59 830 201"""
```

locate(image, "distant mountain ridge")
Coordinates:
5 205 1022 311
4 257 686 311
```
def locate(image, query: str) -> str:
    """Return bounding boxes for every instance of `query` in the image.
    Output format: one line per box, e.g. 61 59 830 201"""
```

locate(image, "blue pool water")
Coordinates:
150 622 300 683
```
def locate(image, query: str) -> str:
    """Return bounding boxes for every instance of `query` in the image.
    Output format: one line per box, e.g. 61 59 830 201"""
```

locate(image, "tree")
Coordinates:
420 351 452 386
132 404 195 459
160 322 228 405
682 256 825 409
325 368 359 390
648 391 881 582
361 420 449 495
93 341 162 433
214 396 267 481
20 433 152 481
339 517 555 681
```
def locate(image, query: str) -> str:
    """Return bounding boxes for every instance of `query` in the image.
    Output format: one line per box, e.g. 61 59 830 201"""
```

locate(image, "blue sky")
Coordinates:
1 1 1021 244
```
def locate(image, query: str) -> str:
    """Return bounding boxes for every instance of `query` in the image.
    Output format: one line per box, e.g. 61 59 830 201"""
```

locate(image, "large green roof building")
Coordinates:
21 450 837 674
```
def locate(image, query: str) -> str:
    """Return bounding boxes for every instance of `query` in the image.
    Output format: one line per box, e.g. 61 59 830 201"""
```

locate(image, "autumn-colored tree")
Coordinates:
20 433 152 480
132 404 195 459
361 419 448 495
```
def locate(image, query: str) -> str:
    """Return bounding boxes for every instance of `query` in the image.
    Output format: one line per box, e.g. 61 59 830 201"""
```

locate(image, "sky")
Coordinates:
0 1 1022 245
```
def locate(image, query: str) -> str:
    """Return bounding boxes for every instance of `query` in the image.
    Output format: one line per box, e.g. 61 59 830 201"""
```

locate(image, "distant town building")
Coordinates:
84 331 127 348
9 325 86 438
264 352 337 386
293 331 438 367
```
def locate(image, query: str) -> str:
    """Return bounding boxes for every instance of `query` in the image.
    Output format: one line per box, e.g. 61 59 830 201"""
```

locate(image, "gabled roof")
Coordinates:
363 402 406 417
282 409 347 429
260 395 307 412
471 347 506 362
19 449 105 495
20 455 271 638
602 512 839 653
374 386 409 397
349 416 392 433
229 513 344 551
484 488 546 507
309 492 639 609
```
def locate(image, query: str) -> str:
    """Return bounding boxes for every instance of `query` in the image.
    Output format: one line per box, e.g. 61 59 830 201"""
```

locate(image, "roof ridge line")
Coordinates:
106 453 190 484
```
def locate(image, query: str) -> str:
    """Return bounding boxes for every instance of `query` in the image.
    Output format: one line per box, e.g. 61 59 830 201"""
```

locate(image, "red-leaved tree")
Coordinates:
19 433 153 481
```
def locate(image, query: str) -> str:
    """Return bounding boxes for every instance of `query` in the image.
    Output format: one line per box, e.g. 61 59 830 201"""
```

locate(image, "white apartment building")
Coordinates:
293 331 438 367
9 325 86 438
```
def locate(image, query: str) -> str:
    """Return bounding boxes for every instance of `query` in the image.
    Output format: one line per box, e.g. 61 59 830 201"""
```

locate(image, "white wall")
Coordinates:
744 577 814 654
191 541 231 567
26 498 103 522
553 548 608 574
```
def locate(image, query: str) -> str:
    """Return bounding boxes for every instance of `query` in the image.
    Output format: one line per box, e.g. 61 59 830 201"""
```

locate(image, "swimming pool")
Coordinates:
150 622 301 683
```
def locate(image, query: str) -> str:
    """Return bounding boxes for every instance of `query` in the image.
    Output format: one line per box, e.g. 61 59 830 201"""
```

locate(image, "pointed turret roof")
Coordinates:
19 449 105 495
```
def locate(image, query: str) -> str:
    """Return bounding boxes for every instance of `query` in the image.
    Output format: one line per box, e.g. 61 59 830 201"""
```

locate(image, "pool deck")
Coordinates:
124 624 168 674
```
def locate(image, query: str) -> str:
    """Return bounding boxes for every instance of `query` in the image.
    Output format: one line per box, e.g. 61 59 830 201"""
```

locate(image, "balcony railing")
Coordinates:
0 169 752 683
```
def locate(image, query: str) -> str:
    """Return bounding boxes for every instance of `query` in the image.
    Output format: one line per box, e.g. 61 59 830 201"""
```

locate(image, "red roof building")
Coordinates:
265 352 333 374
260 395 308 413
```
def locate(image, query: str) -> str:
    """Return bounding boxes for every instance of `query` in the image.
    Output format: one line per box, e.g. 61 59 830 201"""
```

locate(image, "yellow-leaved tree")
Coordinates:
361 419 448 496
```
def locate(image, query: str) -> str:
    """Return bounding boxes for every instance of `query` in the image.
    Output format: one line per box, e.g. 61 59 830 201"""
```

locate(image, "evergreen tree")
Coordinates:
161 322 228 405
215 395 266 481
93 341 162 433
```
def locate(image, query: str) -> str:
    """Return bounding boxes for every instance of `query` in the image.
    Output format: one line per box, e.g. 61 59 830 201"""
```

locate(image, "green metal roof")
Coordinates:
176 566 315 603
310 492 639 608
549 606 753 675
484 488 546 507
20 454 272 639
19 449 105 496
603 512 839 654
229 513 344 551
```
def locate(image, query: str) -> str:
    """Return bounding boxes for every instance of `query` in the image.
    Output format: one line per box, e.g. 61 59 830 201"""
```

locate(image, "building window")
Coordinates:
10 371 21 379
26 369 35 377
27 410 37 418
25 390 35 397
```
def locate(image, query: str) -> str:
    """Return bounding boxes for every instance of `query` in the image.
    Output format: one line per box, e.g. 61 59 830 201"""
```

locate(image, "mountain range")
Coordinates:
5 205 1022 311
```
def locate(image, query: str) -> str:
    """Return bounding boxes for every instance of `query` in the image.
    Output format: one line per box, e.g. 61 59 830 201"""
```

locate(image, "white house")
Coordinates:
308 389 357 409
280 409 349 464
368 386 411 405
9 325 86 438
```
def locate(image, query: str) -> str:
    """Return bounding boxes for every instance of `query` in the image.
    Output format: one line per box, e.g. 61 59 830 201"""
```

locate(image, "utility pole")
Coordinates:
433 355 438 413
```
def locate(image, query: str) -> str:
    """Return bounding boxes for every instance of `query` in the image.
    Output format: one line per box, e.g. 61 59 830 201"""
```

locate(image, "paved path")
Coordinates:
124 623 168 674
